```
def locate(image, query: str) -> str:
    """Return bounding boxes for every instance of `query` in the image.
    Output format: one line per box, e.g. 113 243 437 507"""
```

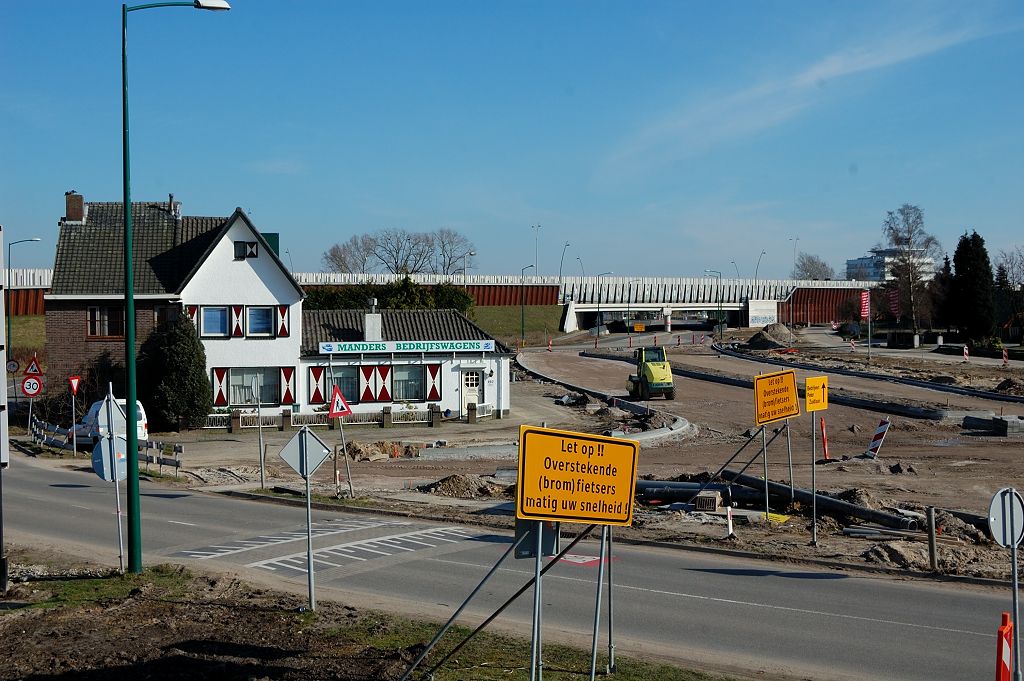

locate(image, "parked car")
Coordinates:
73 399 148 447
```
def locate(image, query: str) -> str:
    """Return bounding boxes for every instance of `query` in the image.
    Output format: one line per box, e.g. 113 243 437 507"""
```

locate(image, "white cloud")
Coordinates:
604 20 1011 179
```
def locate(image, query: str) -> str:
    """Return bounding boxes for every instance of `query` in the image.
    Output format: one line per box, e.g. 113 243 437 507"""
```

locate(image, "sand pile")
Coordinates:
418 474 512 499
344 441 417 461
746 323 793 350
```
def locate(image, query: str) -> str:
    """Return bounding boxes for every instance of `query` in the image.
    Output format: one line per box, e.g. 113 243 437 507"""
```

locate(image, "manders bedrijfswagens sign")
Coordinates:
318 340 495 354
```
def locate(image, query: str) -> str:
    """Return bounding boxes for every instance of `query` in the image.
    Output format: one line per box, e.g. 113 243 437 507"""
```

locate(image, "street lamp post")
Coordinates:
6 237 41 368
753 249 766 309
705 269 723 342
462 250 476 289
520 264 535 348
557 241 570 303
626 278 641 341
730 260 740 278
596 271 613 331
531 224 541 275
121 0 230 574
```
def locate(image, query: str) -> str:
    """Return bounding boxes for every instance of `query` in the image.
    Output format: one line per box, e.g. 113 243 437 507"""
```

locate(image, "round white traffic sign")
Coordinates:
988 488 1024 548
21 375 43 397
6 360 18 373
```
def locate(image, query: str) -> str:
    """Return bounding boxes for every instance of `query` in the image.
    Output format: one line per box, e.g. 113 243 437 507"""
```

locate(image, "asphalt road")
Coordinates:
4 455 1011 681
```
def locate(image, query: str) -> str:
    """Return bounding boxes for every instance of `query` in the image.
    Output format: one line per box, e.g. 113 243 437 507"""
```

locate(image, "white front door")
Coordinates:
461 370 481 416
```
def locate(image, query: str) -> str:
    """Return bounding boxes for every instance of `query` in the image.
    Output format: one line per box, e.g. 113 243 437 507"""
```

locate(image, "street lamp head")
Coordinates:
194 0 231 9
469 250 477 257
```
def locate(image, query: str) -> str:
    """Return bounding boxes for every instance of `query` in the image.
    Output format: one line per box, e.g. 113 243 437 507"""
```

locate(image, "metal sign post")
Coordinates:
990 487 1024 681
328 384 354 498
516 425 638 678
753 369 801 521
804 376 829 547
785 420 794 502
279 426 332 612
96 383 126 574
251 376 265 489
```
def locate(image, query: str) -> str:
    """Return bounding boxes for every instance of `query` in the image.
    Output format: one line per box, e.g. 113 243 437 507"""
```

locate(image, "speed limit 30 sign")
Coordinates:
21 375 43 398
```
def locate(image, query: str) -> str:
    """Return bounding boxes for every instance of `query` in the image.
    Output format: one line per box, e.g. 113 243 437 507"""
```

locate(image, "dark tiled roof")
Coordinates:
302 309 512 356
50 202 227 295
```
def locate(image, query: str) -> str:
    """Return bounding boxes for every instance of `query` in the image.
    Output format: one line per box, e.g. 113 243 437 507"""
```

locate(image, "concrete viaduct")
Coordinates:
10 269 871 330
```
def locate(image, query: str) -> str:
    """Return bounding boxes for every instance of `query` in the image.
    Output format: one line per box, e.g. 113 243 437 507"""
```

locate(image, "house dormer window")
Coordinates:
233 241 258 260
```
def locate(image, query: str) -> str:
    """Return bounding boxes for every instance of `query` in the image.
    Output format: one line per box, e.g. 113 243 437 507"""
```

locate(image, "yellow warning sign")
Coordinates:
516 425 638 526
753 369 800 426
805 376 828 412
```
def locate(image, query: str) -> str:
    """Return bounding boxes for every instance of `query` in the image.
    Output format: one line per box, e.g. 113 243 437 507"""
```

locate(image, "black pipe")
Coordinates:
722 469 918 530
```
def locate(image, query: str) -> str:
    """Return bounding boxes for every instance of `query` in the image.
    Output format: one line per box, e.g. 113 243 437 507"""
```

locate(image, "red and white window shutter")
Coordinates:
308 366 326 404
276 305 290 337
280 367 296 405
186 305 198 329
230 305 244 337
357 365 395 402
427 364 441 401
212 368 228 406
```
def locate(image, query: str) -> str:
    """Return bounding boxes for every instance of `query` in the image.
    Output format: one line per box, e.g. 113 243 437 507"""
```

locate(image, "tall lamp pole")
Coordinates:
754 249 766 296
557 241 570 303
626 279 641 335
596 271 613 331
576 256 585 278
705 269 722 342
122 0 230 574
531 224 541 275
520 264 535 348
462 250 476 289
6 237 41 365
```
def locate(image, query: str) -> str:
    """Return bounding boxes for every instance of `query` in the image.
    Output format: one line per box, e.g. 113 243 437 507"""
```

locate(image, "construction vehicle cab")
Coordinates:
626 346 675 400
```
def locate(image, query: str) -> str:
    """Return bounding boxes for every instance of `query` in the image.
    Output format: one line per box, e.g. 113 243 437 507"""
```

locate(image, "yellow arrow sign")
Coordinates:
805 376 829 412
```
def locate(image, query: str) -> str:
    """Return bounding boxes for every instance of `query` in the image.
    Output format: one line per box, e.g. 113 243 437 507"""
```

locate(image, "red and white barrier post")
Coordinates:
996 612 1013 681
964 345 970 362
1004 348 1010 367
864 419 891 459
819 417 830 461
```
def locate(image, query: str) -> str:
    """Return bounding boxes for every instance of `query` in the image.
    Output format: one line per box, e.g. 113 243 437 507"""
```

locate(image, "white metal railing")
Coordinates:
203 414 230 429
290 412 330 428
476 403 494 418
392 409 430 424
240 413 279 429
341 411 383 425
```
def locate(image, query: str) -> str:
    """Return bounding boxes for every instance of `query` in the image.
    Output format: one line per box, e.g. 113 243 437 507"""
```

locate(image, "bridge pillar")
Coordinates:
561 300 578 333
663 307 673 333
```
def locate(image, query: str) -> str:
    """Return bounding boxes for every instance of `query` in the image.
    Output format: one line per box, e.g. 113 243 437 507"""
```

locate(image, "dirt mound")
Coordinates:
935 510 988 544
746 324 791 350
862 541 928 570
831 487 878 510
994 378 1024 396
344 441 417 461
418 474 511 499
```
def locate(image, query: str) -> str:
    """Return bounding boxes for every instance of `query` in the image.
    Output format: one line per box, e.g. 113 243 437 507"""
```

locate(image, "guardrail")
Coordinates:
28 416 184 475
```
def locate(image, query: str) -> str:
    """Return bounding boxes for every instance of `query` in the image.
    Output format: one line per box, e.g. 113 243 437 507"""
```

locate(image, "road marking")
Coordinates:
173 519 410 560
167 520 197 527
428 558 990 638
246 527 475 574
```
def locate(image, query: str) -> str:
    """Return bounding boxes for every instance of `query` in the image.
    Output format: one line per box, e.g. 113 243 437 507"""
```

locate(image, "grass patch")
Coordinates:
336 614 730 680
472 305 564 348
30 564 191 611
10 314 45 355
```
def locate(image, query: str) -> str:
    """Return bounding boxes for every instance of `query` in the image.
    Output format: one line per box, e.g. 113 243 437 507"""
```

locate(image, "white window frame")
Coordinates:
200 306 229 338
227 367 280 406
392 364 426 402
246 306 275 338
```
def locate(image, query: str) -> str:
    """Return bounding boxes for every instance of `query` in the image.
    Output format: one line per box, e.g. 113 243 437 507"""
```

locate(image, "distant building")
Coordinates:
846 248 935 282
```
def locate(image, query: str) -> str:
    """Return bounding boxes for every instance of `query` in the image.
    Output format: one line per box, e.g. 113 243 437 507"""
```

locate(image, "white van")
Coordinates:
73 399 149 446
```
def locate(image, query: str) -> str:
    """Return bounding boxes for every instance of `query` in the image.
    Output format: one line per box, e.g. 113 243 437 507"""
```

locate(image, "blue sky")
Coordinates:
2 1 1022 278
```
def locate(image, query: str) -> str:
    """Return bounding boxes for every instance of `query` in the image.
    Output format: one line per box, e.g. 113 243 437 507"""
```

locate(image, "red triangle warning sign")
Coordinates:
24 356 42 376
68 375 81 396
328 385 352 418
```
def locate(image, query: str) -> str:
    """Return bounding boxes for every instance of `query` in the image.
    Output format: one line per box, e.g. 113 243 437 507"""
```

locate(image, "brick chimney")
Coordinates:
65 191 84 222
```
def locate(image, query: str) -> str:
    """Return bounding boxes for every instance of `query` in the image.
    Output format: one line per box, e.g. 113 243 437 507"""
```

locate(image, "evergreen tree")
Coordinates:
929 255 954 331
432 282 474 313
951 230 996 341
139 316 213 430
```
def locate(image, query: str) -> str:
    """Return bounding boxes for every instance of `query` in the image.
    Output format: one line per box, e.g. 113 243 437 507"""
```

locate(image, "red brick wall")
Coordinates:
45 301 158 389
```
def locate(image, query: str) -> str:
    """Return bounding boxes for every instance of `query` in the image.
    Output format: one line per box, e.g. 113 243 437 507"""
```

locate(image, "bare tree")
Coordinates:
373 228 435 274
433 228 476 275
882 204 942 332
321 234 378 273
791 252 835 280
997 246 1024 288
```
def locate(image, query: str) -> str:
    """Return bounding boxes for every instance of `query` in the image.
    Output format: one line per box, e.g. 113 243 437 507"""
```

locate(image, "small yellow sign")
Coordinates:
753 369 801 426
516 425 638 526
805 376 829 412
633 322 645 332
